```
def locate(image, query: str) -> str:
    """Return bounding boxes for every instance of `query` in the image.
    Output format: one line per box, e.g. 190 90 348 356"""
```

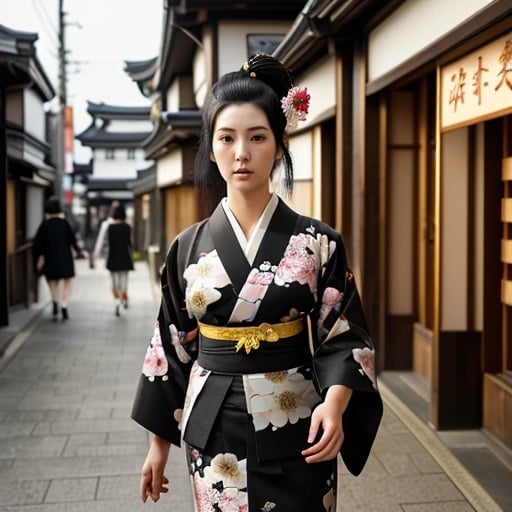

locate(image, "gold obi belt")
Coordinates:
198 318 305 354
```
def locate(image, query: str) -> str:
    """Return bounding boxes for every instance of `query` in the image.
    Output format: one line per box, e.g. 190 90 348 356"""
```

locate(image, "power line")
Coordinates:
30 0 60 49
34 0 59 34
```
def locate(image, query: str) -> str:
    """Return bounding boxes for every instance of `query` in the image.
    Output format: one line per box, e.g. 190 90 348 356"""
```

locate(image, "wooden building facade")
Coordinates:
273 0 512 450
0 24 56 328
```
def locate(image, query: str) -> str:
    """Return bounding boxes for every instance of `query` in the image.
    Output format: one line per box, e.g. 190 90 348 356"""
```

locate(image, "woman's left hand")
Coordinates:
301 384 352 463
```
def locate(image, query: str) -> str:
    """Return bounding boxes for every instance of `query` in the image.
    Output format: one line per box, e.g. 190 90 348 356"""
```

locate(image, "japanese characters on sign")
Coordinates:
441 33 512 131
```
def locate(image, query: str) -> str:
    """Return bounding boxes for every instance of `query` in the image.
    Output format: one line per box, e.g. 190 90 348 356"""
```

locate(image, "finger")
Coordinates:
307 416 321 444
140 473 151 503
302 437 329 458
159 476 170 494
304 432 342 463
303 424 339 455
151 470 162 502
159 474 169 490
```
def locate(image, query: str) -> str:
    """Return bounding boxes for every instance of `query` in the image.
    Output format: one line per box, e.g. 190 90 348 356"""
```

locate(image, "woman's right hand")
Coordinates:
140 435 171 503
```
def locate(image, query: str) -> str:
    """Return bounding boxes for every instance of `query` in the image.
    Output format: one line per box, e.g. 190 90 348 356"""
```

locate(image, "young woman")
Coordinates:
131 54 382 511
33 196 87 321
104 204 134 316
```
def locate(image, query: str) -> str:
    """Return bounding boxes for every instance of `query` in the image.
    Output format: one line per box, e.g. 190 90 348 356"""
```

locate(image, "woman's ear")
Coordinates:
210 151 216 163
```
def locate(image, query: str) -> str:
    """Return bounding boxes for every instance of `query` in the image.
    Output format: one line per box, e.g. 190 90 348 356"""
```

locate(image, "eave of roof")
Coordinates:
170 0 305 14
273 0 395 73
6 122 55 176
73 160 93 175
85 101 151 120
127 164 157 194
143 109 202 159
75 124 152 148
157 10 199 92
160 109 202 127
0 24 55 99
86 178 132 191
124 57 159 97
124 57 158 79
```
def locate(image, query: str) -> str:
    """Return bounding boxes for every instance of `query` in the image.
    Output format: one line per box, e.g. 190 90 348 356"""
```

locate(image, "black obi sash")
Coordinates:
198 327 311 374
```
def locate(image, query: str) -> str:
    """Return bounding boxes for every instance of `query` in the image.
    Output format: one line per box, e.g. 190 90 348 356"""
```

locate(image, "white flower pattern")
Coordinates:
184 250 230 319
244 369 320 431
189 449 249 512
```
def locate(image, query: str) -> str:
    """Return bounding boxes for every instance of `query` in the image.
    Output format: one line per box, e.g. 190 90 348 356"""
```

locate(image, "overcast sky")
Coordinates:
2 0 163 162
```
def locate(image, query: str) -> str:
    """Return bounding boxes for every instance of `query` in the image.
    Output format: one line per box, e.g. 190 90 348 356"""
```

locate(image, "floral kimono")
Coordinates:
132 195 382 512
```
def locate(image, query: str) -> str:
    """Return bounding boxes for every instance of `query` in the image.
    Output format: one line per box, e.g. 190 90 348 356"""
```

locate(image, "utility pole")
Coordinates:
58 0 74 213
58 0 67 106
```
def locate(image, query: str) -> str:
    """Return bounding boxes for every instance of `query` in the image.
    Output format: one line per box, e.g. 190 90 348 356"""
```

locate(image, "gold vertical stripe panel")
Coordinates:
502 198 512 223
502 279 512 306
503 240 512 264
503 157 512 182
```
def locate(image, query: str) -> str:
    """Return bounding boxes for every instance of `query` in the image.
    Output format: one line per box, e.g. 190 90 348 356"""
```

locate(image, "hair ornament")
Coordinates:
242 60 256 77
280 86 310 130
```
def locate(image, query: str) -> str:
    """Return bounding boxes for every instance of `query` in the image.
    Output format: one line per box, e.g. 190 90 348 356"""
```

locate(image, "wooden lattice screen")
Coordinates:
502 155 512 373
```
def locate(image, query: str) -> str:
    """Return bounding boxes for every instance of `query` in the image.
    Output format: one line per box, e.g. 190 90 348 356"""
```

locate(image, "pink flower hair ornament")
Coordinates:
281 86 310 130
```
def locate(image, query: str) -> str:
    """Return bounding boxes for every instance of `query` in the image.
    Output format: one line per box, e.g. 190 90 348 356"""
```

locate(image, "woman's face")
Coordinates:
211 103 281 200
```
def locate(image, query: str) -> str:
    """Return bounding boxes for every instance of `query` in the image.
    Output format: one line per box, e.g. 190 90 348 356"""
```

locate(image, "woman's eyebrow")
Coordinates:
215 125 270 132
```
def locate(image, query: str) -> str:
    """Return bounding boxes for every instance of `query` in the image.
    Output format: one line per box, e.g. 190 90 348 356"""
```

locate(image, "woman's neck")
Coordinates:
226 191 272 239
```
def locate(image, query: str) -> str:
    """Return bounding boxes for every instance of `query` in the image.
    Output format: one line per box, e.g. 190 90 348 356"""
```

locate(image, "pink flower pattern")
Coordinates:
141 322 168 382
274 233 318 292
319 287 342 322
352 347 378 390
248 269 274 286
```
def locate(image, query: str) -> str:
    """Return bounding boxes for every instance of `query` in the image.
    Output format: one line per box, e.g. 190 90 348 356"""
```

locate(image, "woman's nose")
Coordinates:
235 141 250 162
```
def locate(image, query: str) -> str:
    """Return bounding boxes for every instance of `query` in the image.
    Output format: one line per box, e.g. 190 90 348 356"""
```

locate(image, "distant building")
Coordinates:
0 24 56 328
75 101 154 235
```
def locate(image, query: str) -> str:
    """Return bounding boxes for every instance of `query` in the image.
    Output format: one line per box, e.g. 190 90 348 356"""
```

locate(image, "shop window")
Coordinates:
246 34 284 58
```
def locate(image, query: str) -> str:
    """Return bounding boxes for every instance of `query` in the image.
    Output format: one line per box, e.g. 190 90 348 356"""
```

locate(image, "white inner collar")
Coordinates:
221 194 279 265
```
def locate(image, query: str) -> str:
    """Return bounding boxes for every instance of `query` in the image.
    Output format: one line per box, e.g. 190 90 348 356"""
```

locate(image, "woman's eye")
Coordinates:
252 134 265 142
219 135 233 143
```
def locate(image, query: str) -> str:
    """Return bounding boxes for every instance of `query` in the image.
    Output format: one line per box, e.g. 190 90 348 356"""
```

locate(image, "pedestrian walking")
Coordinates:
104 204 134 316
93 199 120 266
131 53 383 511
33 195 87 321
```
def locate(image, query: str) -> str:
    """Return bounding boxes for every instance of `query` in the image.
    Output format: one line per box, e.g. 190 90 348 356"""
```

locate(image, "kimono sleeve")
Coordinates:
131 237 196 446
312 230 383 476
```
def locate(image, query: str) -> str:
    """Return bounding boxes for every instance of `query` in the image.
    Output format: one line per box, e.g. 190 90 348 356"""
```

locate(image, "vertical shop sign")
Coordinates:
441 33 512 130
62 106 74 204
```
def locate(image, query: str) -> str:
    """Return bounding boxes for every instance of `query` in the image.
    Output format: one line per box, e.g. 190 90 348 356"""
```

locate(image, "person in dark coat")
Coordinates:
33 196 87 321
105 205 134 316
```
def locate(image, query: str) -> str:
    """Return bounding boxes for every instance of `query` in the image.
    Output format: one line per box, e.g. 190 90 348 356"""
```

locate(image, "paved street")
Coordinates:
0 260 506 511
